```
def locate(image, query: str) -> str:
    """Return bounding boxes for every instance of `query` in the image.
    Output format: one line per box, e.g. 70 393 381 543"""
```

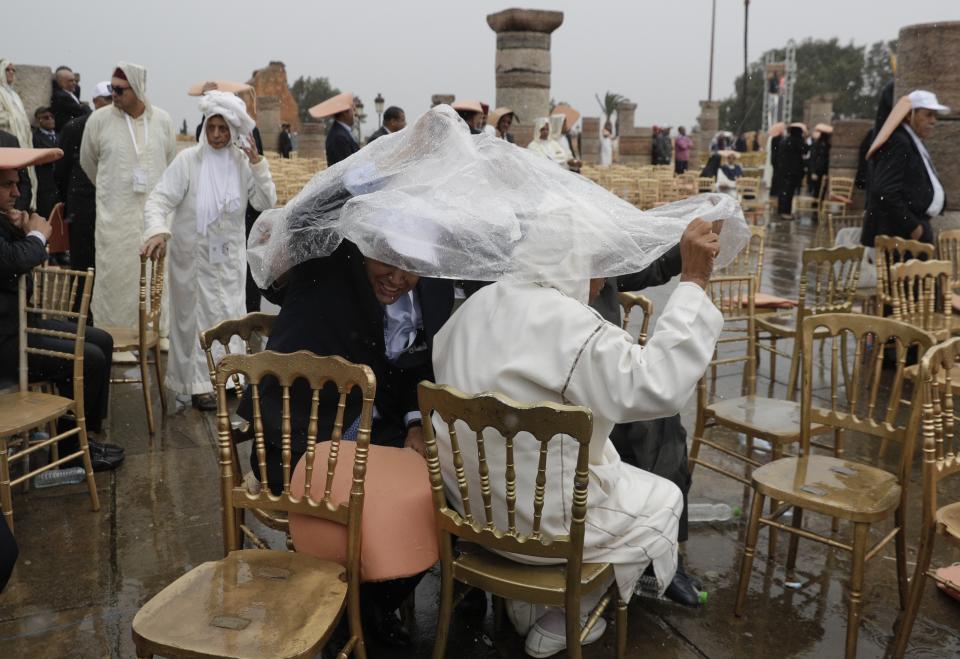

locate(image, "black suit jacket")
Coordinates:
240 241 454 452
325 121 359 166
31 129 59 217
0 218 47 348
0 130 31 212
55 114 95 215
278 130 293 156
51 88 90 134
863 126 943 246
366 126 388 144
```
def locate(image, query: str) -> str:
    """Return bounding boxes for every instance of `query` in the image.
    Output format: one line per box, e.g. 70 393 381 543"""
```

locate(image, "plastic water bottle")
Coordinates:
688 502 739 523
33 467 87 489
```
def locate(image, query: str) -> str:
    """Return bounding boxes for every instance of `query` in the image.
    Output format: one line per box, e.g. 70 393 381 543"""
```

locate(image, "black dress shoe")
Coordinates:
88 440 124 456
456 587 488 619
664 561 704 607
192 393 217 411
65 444 124 472
369 610 412 648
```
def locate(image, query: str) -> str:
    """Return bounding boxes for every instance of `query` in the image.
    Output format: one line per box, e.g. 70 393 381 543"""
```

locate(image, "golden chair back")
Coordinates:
200 312 276 406
799 314 934 476
875 236 936 308
137 253 165 337
797 246 863 321
214 351 376 555
618 292 653 346
937 228 960 291
718 225 765 287
736 177 761 201
697 177 715 193
824 212 864 245
418 381 593 562
702 275 757 397
888 259 952 335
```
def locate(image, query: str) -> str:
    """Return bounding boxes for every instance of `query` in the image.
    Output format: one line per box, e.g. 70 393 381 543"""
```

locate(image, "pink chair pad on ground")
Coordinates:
289 441 439 582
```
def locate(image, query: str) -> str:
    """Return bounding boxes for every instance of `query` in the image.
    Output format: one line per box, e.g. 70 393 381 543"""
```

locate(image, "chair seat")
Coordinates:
751 455 901 523
101 326 159 351
937 501 960 543
454 542 614 606
708 395 825 441
132 549 346 659
0 391 73 436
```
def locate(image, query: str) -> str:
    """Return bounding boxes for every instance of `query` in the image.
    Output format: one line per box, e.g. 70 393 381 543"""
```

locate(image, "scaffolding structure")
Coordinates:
761 39 797 131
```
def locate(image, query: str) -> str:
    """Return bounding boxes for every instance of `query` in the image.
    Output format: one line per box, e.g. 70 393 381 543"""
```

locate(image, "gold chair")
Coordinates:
737 177 765 225
101 254 166 434
199 313 280 549
617 292 653 346
131 350 375 659
735 313 934 659
792 174 828 217
638 178 659 209
936 228 960 292
888 259 959 341
697 176 716 193
0 267 99 532
755 246 863 400
822 175 856 219
824 212 865 247
874 235 936 313
419 382 627 659
890 336 960 657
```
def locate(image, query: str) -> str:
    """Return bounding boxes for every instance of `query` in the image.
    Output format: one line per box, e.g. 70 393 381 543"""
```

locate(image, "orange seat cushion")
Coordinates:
289 441 439 582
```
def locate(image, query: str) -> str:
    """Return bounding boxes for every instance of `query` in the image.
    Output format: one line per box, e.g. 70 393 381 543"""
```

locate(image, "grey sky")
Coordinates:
5 1 956 137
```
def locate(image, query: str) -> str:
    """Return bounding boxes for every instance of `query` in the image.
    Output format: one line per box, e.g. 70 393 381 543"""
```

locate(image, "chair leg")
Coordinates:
769 337 778 385
767 445 783 558
565 596 582 659
735 490 765 616
845 523 869 659
77 422 100 512
893 507 909 610
139 345 155 435
786 506 803 571
0 436 13 534
432 568 455 659
786 337 801 402
890 524 936 659
153 344 167 413
616 594 627 659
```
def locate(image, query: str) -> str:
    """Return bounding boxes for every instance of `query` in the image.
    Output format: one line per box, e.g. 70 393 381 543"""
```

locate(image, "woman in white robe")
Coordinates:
141 91 276 407
527 116 571 169
0 59 37 206
599 121 614 167
80 62 176 329
431 220 723 654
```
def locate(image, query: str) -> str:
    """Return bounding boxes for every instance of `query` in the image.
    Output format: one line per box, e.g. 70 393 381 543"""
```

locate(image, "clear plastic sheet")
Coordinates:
247 105 750 288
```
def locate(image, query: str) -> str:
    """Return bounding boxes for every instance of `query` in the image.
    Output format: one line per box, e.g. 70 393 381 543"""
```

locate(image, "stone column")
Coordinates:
803 94 834 130
897 20 960 228
615 101 638 136
697 100 720 156
580 117 600 164
431 94 455 107
619 127 652 166
257 96 281 155
830 119 873 210
12 64 53 119
297 121 325 159
487 8 564 147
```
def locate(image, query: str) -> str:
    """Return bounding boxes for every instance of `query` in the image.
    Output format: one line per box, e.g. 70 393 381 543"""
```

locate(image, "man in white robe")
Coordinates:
80 62 176 328
431 219 723 655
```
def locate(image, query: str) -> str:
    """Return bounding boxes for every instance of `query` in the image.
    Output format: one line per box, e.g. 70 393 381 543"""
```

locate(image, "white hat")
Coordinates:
908 90 950 114
93 81 112 98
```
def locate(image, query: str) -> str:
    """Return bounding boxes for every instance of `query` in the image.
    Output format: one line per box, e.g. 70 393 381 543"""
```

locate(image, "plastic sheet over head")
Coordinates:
247 105 751 288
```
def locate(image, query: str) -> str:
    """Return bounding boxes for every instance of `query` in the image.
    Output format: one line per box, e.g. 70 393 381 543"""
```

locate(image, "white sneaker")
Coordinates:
524 615 607 658
505 599 544 637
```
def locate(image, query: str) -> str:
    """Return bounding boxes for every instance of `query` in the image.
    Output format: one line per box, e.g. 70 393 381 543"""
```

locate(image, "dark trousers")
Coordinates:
0 319 113 433
610 415 691 542
245 206 261 313
675 160 688 175
0 516 16 593
778 184 798 215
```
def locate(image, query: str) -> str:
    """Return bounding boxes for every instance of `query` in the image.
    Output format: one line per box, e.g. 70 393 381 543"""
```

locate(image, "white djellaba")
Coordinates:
142 91 275 395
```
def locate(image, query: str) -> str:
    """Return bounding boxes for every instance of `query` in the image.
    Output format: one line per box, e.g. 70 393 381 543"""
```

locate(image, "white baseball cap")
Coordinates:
909 90 950 114
93 81 112 98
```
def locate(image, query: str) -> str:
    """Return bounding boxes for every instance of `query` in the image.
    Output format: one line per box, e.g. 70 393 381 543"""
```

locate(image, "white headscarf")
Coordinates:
527 116 570 167
195 91 255 235
115 61 149 108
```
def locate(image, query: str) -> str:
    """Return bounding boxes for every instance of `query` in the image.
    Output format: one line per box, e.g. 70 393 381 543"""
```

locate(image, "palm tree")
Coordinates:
595 91 627 130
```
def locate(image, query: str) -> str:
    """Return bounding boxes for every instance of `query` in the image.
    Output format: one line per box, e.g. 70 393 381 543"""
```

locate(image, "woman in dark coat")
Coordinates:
777 124 807 217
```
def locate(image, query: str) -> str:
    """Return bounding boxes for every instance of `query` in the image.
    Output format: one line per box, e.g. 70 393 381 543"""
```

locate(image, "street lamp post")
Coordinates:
375 93 385 127
741 0 750 130
354 97 366 143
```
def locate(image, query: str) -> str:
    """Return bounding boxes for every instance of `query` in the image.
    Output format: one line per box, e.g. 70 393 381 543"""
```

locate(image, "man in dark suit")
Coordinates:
31 107 59 218
55 82 112 277
0 130 31 211
278 123 293 157
50 66 90 133
864 90 949 246
0 148 122 470
325 110 359 165
366 106 406 144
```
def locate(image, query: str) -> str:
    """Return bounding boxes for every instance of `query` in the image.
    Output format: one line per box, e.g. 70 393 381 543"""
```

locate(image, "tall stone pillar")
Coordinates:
487 8 564 147
830 119 872 210
297 121 325 160
580 117 600 164
431 94 455 107
803 94 834 130
897 20 960 227
697 100 720 156
12 64 53 119
615 101 638 136
257 96 281 155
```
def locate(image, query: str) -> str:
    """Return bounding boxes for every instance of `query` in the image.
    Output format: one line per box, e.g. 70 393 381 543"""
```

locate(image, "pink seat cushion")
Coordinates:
289 441 439 582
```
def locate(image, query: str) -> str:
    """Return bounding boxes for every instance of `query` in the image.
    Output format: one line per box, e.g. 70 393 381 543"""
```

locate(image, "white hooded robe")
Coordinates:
79 62 176 328
0 59 37 206
432 279 723 600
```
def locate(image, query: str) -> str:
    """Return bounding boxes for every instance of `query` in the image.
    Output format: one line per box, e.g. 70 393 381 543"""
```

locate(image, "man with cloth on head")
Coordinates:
141 91 276 411
80 62 176 329
310 91 359 166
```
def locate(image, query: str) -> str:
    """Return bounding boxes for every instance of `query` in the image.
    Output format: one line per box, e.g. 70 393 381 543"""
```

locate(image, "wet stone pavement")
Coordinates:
2 211 959 658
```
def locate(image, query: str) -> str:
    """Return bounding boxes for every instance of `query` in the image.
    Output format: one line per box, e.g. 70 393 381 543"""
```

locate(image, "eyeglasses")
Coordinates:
112 84 131 96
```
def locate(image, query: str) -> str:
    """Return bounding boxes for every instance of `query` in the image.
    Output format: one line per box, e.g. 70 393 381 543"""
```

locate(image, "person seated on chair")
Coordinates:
237 237 454 648
715 150 743 195
431 219 723 656
0 147 121 471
